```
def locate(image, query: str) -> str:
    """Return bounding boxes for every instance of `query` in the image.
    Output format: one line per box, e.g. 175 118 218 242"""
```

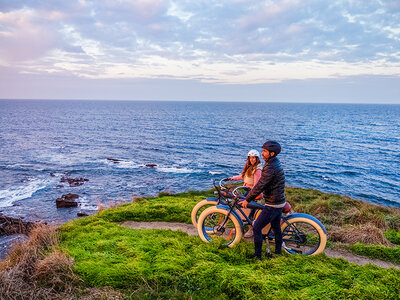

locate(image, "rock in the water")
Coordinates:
77 212 89 217
145 164 157 167
107 158 122 163
60 177 89 187
0 213 34 236
56 193 79 208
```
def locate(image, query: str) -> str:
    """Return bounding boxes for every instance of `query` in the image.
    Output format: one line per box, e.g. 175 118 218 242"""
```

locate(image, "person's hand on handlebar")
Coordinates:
239 199 248 208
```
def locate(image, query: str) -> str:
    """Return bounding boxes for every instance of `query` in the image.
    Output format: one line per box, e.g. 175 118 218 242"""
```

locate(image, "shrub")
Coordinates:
349 243 400 264
329 224 391 246
0 224 78 299
384 230 400 245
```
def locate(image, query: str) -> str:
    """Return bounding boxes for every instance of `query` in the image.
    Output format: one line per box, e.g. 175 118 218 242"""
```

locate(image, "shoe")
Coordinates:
246 254 262 261
244 227 253 238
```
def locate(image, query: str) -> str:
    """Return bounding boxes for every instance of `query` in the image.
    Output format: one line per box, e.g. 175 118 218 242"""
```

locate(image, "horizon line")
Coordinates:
0 98 399 105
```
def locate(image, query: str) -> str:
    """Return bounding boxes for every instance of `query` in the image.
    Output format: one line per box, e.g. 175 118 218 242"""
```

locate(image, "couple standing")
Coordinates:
229 141 286 260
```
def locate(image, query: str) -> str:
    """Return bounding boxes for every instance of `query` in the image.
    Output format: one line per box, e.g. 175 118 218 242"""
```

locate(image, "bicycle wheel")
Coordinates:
191 199 218 228
197 206 242 247
281 217 327 255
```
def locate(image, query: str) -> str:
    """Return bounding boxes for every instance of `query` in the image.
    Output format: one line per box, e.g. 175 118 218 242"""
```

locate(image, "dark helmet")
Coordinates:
262 141 281 156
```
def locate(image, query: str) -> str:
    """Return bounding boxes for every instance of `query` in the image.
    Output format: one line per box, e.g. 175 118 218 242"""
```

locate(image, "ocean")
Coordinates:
0 100 399 224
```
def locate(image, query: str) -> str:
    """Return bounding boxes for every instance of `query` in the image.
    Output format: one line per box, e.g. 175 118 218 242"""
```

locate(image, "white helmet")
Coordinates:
247 149 260 157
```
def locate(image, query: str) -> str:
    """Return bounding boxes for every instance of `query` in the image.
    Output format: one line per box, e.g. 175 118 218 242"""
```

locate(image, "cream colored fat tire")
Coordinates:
197 206 243 248
191 200 218 228
280 217 327 255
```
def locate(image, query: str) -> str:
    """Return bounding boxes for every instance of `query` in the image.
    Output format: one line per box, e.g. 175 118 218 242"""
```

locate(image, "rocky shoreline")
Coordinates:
0 213 35 237
0 213 36 260
0 175 92 259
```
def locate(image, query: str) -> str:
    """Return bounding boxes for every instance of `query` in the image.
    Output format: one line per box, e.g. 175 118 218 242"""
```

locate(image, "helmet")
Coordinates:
262 141 281 156
247 149 260 157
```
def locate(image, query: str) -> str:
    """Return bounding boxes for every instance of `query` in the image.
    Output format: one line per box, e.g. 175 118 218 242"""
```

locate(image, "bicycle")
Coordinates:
196 180 327 256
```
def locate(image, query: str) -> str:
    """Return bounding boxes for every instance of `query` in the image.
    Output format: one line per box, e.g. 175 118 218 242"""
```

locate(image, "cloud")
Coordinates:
1 65 398 103
0 9 56 61
0 0 399 88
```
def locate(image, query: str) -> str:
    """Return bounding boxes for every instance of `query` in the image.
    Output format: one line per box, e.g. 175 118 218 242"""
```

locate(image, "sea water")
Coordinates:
0 100 399 223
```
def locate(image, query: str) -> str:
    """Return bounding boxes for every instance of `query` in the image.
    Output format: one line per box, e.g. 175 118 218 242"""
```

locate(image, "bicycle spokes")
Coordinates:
282 221 321 255
203 211 238 245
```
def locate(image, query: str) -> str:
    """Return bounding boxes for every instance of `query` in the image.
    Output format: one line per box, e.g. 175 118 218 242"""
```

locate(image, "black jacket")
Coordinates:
245 156 286 206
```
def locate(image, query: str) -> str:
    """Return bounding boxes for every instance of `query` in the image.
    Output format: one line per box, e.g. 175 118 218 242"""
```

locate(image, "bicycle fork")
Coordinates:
216 209 233 232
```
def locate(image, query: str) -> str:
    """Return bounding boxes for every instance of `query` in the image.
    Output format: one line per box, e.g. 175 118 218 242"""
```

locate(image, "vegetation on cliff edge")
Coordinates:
1 187 399 299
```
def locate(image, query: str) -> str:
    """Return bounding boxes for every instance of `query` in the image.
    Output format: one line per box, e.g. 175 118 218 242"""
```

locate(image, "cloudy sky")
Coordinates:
0 0 399 103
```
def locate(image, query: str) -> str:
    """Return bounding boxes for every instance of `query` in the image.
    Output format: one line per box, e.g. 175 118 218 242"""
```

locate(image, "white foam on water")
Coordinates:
77 196 98 210
209 171 223 175
133 184 147 188
114 161 144 169
9 163 34 168
103 159 143 169
39 150 98 167
45 153 77 165
6 163 45 172
156 166 198 174
0 177 56 208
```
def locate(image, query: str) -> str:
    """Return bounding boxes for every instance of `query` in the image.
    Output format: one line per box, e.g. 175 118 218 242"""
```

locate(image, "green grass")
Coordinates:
385 230 400 245
56 187 400 299
60 216 400 299
349 243 400 265
89 187 400 265
98 190 213 224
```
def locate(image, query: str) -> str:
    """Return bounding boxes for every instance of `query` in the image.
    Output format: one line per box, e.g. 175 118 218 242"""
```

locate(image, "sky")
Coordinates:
0 0 399 103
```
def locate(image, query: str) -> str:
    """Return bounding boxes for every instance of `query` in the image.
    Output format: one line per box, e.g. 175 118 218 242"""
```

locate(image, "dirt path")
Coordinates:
121 221 400 270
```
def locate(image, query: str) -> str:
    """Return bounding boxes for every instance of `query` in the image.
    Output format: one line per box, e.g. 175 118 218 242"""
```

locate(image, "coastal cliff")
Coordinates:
1 187 399 299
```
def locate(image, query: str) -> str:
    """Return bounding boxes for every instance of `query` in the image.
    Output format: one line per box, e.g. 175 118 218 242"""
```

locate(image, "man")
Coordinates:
240 141 286 260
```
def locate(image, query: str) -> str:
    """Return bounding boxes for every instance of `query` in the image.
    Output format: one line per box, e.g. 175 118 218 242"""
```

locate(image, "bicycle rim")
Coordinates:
191 200 218 228
201 211 238 246
282 218 326 255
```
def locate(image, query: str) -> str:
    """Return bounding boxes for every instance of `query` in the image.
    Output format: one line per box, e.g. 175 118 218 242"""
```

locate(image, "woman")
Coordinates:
229 149 262 237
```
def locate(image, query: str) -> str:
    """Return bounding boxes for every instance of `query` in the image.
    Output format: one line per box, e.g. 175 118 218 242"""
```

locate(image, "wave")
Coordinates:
0 177 57 208
156 166 198 174
1 163 47 172
104 159 201 174
105 160 144 169
78 196 99 210
209 171 224 175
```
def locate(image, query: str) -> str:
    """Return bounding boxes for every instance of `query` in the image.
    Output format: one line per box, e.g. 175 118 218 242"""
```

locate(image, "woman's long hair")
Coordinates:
241 156 261 178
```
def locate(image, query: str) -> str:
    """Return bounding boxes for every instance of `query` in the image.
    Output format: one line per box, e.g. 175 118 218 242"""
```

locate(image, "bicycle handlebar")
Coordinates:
213 178 249 203
219 178 231 189
232 185 250 198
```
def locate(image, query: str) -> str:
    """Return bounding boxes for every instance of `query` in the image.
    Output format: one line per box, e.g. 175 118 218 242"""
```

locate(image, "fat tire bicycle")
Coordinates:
196 179 327 256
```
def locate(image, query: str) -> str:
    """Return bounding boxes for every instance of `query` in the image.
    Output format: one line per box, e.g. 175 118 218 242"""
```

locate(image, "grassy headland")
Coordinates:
1 187 400 299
